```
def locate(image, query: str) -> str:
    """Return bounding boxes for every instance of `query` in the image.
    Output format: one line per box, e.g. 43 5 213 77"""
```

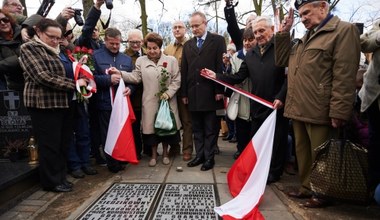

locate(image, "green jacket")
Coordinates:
275 16 360 125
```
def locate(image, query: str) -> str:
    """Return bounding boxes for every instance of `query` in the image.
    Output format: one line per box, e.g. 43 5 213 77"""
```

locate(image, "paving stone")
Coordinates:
216 183 232 205
166 160 214 183
121 165 167 183
20 199 46 206
213 167 229 184
0 210 18 219
262 210 296 220
39 191 58 201
260 188 289 211
14 212 33 220
27 190 46 200
12 204 40 212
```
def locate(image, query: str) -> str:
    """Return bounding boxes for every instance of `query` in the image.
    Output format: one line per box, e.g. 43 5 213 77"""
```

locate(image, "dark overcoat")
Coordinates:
181 32 225 111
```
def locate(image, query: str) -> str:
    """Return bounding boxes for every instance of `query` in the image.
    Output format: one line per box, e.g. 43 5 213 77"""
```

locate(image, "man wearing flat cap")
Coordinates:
275 0 361 208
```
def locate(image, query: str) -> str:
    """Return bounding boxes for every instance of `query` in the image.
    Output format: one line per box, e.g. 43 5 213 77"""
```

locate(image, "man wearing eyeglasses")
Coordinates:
164 21 193 162
123 29 146 160
2 0 26 23
181 11 226 171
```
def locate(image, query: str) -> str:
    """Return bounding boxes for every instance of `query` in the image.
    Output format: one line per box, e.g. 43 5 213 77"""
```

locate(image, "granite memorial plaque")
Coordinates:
78 183 161 220
153 184 218 220
78 183 218 220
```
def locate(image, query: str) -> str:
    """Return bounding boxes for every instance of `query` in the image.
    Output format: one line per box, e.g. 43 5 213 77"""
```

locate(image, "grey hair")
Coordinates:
2 0 9 7
127 29 143 40
252 15 273 27
311 1 330 12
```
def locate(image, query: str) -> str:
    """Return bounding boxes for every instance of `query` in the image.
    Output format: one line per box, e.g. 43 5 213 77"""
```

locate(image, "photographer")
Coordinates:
76 0 105 50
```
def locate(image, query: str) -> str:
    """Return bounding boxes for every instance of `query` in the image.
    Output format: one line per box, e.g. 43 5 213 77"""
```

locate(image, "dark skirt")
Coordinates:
142 131 181 146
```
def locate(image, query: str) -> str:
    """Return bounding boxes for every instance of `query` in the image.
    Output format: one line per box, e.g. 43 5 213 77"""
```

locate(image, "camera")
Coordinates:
105 0 113 9
73 8 84 26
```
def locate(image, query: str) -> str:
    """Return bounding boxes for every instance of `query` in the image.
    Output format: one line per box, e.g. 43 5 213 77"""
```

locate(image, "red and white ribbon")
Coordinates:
201 72 275 110
73 61 97 99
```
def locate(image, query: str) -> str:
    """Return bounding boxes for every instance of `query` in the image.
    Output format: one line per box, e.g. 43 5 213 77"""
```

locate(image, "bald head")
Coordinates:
172 20 186 41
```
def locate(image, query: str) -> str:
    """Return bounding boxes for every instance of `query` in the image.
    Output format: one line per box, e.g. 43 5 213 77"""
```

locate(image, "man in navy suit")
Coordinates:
181 11 226 171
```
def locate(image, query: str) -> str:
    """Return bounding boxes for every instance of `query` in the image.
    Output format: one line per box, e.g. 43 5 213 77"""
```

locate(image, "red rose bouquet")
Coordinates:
71 46 95 71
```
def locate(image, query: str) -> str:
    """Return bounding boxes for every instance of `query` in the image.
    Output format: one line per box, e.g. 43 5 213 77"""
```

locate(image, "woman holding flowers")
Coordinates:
19 18 87 192
111 32 181 167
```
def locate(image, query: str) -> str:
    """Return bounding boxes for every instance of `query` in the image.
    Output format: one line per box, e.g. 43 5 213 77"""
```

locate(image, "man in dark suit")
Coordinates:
181 11 226 171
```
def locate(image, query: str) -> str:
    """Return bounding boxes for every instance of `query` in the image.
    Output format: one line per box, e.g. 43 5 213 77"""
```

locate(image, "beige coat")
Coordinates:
122 54 181 134
359 20 380 112
275 16 360 125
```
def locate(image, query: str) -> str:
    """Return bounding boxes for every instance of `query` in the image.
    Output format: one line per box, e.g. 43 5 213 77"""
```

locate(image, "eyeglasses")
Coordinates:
7 2 24 9
128 41 141 45
0 17 10 24
43 32 62 42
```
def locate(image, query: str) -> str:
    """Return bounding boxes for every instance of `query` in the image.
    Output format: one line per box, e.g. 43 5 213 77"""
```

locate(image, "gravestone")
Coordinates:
0 90 32 161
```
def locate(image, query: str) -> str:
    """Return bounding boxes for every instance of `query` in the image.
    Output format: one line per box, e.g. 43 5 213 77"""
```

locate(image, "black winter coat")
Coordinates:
0 25 24 91
181 32 226 111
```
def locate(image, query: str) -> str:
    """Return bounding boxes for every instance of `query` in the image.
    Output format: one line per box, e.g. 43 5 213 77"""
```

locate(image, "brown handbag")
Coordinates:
310 139 369 204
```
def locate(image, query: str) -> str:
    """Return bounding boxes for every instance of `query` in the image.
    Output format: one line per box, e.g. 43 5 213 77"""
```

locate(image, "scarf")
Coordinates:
33 35 60 56
148 52 161 64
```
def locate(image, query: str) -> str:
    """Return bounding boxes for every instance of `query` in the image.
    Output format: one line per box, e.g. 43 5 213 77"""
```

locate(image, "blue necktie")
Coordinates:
197 38 204 48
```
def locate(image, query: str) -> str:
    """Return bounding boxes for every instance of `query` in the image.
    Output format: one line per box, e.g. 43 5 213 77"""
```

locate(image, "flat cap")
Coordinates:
294 0 327 10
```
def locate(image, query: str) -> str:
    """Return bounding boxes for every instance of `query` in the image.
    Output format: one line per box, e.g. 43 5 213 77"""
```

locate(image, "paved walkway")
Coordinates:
0 138 299 220
1 137 379 220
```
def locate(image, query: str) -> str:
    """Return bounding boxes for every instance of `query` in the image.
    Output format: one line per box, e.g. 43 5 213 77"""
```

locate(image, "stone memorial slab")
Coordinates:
78 183 161 220
153 184 218 220
0 90 32 161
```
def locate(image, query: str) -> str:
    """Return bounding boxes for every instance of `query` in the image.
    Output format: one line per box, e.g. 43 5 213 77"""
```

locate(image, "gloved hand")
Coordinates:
160 92 169 100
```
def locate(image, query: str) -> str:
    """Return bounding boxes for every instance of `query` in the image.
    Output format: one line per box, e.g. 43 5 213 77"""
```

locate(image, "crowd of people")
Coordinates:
1 0 379 208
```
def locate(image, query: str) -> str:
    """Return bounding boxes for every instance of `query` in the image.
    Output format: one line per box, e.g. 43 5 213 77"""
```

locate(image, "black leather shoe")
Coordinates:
63 180 73 188
187 157 204 167
233 151 241 159
229 137 237 143
266 174 280 185
222 135 233 141
201 159 215 171
82 166 98 175
214 146 220 155
107 164 125 173
70 169 85 178
45 184 72 193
